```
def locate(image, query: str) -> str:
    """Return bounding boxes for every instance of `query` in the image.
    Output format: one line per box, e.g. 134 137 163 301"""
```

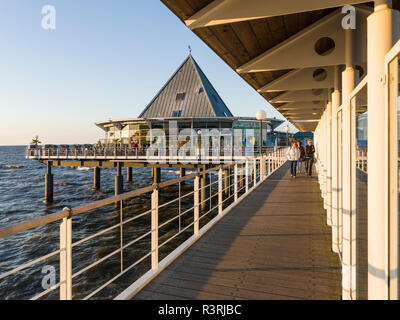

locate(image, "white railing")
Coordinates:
25 146 279 162
0 149 288 300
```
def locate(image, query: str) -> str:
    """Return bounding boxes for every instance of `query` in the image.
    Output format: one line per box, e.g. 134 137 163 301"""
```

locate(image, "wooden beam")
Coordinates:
185 0 367 30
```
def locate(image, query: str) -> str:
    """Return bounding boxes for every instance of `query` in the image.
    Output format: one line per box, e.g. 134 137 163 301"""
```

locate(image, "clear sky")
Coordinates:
0 0 296 146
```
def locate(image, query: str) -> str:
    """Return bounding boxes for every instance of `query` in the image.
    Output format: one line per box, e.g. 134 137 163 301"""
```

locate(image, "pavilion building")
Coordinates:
95 54 284 149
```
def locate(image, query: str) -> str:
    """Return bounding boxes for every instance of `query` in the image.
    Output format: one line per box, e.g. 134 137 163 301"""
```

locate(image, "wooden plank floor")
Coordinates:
134 163 342 300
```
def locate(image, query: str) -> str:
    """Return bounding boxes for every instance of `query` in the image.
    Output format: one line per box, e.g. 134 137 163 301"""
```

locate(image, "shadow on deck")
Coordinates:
134 163 342 300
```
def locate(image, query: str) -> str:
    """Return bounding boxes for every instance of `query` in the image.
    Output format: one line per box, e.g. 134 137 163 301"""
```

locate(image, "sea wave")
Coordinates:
0 165 24 169
76 167 91 171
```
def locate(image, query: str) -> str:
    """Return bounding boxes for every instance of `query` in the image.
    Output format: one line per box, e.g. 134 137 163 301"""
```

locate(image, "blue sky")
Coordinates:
0 0 294 146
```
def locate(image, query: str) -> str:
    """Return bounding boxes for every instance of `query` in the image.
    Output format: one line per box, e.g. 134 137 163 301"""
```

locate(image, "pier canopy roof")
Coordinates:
160 0 400 131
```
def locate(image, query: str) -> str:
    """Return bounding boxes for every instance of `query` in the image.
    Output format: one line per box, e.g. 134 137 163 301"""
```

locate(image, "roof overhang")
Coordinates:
161 0 399 131
96 117 283 131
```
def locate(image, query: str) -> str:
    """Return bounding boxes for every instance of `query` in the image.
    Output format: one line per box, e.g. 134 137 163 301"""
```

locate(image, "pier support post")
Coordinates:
127 167 133 183
115 163 123 197
180 168 186 185
152 167 161 184
199 165 210 211
45 162 54 203
94 167 101 190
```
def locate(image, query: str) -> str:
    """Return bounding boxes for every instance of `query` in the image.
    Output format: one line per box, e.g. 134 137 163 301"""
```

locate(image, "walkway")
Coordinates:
134 163 342 300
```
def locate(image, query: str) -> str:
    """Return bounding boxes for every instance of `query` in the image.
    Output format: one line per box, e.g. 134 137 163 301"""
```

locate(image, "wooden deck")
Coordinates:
134 163 342 300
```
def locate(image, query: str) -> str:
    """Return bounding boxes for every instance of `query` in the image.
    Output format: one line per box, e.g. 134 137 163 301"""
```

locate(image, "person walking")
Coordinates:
297 140 305 174
304 139 316 176
286 140 300 178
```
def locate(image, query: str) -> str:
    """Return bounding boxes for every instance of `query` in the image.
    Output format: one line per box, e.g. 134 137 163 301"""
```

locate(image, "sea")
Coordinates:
0 146 221 300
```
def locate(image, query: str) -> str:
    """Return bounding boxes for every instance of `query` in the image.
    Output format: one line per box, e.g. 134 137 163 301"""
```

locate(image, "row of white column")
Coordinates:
314 0 400 300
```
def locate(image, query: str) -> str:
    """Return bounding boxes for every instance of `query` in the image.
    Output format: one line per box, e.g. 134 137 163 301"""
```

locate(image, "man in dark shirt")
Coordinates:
304 139 315 176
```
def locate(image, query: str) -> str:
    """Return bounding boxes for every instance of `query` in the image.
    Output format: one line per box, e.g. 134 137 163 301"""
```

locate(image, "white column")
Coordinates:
342 26 357 300
331 68 341 253
326 99 333 226
320 112 325 198
367 0 400 299
323 108 328 207
320 113 324 192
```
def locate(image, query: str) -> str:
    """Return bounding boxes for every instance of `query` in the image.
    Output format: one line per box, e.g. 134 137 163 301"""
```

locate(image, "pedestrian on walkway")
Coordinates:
296 140 305 174
286 140 300 178
304 139 316 176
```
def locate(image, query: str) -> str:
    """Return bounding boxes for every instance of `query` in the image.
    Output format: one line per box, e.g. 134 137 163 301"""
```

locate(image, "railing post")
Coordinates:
277 149 279 166
253 157 257 185
151 187 159 270
278 149 280 167
272 150 275 171
60 210 72 300
245 159 249 193
218 168 223 215
234 163 238 202
194 175 199 235
261 155 265 181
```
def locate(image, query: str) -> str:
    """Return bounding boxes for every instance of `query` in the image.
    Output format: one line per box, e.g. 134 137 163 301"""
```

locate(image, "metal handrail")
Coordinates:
25 146 284 160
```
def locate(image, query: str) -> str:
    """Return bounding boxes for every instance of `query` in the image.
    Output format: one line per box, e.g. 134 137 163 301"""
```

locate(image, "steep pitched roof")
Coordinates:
139 55 233 118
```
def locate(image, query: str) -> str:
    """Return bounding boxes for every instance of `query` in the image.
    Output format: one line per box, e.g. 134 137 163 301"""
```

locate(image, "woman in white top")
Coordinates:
286 140 301 178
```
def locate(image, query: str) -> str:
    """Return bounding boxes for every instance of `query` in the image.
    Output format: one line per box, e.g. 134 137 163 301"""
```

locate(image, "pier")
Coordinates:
1 150 293 300
158 0 400 300
132 163 341 300
4 0 400 301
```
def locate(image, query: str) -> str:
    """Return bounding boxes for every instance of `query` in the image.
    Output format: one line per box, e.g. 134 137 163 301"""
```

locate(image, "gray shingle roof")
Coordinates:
139 55 234 118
